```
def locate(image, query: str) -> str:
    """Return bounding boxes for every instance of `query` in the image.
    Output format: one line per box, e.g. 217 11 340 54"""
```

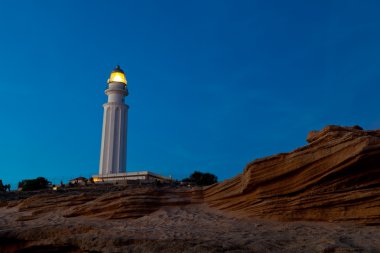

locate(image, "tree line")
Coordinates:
1 170 218 192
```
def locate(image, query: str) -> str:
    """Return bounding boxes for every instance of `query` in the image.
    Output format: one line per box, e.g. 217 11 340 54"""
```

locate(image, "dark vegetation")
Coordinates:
0 180 11 192
182 171 217 186
18 177 50 191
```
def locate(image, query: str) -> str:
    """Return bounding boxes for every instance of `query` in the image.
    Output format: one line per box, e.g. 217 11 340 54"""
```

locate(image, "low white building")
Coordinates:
92 171 171 184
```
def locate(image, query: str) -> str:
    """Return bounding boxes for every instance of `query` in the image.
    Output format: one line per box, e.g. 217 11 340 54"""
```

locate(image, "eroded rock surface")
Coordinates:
1 125 380 252
204 125 380 224
2 204 380 253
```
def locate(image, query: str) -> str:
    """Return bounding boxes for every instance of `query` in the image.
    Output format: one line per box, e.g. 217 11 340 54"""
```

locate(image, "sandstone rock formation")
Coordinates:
1 125 380 252
3 125 379 224
1 186 201 221
204 125 380 224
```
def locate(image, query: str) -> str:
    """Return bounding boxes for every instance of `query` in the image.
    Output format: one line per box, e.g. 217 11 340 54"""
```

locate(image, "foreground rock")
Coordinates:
1 125 380 252
1 204 380 253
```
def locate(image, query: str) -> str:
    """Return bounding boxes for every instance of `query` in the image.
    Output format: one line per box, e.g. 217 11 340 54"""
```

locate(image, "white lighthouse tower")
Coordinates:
99 65 129 176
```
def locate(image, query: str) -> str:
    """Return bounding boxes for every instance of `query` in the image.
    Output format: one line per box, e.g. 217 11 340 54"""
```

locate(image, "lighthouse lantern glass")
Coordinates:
108 72 127 85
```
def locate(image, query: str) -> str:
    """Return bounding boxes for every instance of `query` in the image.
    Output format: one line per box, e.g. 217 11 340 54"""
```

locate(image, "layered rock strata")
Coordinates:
204 125 380 224
1 125 380 252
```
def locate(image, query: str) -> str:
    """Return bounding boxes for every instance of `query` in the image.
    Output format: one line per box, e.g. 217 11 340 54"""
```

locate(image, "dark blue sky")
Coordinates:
1 1 380 188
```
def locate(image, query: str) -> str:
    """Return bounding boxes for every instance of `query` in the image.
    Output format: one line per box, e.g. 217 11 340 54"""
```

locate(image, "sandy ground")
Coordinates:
1 204 380 252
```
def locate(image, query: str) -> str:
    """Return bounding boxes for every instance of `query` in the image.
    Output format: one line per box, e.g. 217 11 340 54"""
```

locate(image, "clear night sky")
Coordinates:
1 1 380 188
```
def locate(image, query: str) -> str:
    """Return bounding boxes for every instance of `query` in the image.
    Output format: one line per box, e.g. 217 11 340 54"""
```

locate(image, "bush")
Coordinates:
182 171 217 186
19 177 50 191
0 180 10 192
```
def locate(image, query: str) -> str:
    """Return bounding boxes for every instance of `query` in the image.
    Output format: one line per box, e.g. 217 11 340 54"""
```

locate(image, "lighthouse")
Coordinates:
99 65 129 176
93 66 170 184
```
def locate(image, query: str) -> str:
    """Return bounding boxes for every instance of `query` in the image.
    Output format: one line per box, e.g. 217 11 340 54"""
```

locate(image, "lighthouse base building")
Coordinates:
93 171 171 184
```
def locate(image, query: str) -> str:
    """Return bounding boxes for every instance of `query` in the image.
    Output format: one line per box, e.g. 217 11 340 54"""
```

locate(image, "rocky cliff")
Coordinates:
2 126 380 226
204 125 380 224
2 125 380 252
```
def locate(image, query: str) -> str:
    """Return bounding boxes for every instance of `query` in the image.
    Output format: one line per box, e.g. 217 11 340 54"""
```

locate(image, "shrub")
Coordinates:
182 171 217 186
19 177 50 191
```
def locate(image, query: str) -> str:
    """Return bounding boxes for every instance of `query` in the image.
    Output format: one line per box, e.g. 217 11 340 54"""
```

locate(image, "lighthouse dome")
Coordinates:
107 65 127 85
